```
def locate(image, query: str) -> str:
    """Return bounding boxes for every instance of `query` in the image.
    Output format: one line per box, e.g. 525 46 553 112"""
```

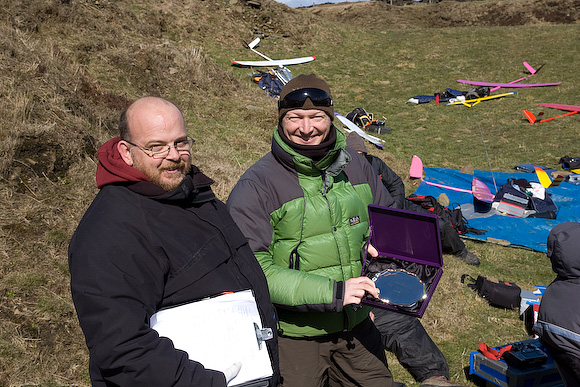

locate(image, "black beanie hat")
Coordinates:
278 74 334 121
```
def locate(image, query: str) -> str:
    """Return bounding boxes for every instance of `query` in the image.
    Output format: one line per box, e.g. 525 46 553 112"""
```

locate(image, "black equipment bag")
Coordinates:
461 274 521 309
560 155 580 170
503 340 548 369
407 194 485 235
493 178 557 219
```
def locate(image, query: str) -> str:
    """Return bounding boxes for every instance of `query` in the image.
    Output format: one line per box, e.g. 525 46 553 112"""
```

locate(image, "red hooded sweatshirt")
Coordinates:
96 137 150 189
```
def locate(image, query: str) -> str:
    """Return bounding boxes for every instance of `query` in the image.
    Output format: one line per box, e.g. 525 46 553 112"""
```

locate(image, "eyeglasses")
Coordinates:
124 136 195 159
278 88 333 110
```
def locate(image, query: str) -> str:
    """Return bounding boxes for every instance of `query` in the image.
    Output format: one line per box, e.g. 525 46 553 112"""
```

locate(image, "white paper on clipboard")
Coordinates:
150 289 273 386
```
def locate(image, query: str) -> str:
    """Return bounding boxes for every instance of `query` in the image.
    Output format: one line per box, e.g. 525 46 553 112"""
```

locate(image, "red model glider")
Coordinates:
523 103 580 124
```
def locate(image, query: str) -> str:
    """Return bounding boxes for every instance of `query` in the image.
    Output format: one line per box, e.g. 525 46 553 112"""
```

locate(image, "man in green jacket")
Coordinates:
227 74 396 386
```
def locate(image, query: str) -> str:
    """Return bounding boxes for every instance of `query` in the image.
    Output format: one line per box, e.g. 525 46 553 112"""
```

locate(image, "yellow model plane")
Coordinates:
445 92 516 107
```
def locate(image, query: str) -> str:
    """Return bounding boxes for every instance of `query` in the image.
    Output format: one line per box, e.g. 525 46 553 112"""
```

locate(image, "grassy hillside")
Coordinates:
0 0 578 385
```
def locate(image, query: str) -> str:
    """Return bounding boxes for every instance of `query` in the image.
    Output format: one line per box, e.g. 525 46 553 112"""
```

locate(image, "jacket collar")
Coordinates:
271 124 350 174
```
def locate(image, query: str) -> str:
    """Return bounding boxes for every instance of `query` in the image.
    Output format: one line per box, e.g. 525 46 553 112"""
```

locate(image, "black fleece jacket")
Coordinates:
69 138 279 386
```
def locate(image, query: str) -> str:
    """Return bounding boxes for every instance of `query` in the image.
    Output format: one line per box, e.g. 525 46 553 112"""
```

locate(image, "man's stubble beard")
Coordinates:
133 155 192 191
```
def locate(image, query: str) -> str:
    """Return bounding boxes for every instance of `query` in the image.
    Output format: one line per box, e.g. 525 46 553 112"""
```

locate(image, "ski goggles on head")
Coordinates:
278 88 333 109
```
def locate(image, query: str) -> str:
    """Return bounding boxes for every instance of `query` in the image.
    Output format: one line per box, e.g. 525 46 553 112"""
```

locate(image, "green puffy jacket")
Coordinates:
227 127 394 337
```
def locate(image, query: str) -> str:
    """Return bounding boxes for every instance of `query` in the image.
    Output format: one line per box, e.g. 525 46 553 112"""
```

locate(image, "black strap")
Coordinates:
288 247 300 270
461 274 478 291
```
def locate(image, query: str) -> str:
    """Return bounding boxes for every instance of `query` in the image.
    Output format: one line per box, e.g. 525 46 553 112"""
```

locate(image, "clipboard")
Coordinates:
150 290 273 386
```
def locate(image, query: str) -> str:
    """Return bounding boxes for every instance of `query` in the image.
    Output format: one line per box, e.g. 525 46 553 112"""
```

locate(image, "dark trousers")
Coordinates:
278 318 393 387
372 307 449 382
544 344 580 387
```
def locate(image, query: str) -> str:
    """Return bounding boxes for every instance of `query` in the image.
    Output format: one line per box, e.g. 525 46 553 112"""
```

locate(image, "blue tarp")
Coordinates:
412 168 580 253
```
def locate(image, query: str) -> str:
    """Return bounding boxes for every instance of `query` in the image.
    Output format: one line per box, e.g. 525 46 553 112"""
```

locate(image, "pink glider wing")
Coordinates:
457 80 561 88
536 103 580 112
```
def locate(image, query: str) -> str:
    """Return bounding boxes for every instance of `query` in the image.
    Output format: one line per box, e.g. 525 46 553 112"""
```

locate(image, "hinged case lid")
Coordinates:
366 205 443 268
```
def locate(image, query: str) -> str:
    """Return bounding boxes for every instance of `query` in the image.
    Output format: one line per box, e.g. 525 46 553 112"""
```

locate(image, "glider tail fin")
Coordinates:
523 61 546 75
534 62 546 74
534 167 565 188
409 155 424 180
523 110 537 124
247 37 261 49
472 177 494 202
549 175 565 188
534 167 552 188
523 61 537 75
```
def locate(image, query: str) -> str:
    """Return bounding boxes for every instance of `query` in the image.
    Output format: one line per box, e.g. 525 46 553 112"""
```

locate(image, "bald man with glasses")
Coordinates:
69 96 279 386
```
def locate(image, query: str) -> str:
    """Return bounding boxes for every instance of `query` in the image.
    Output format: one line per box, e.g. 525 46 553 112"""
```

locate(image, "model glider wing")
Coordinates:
457 80 561 88
231 57 316 68
236 36 314 87
335 113 385 149
536 103 580 112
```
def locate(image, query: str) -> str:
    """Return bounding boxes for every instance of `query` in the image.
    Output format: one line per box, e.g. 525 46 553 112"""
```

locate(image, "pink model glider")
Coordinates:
409 155 494 202
489 61 544 92
458 62 560 90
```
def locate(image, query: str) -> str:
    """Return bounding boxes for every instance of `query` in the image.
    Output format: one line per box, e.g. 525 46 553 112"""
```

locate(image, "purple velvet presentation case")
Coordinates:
362 205 443 317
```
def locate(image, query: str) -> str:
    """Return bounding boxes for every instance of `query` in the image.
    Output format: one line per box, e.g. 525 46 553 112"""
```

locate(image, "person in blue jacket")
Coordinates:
534 222 580 386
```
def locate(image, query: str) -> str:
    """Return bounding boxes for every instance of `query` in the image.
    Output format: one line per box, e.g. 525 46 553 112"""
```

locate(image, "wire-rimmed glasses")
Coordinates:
124 136 195 159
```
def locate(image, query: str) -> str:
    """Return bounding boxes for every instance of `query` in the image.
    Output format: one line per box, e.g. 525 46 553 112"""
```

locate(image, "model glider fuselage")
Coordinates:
445 92 516 107
409 155 493 200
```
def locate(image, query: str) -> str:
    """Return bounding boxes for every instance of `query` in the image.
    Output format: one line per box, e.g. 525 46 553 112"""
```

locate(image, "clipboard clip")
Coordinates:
254 323 273 349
